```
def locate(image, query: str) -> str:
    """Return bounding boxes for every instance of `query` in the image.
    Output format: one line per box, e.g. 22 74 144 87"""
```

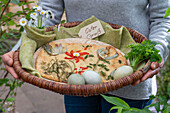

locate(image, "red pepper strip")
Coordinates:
80 67 88 70
75 71 78 73
64 57 74 59
84 48 87 50
79 71 84 75
79 52 89 55
75 58 79 63
74 68 77 70
78 56 85 61
65 52 73 57
70 50 74 54
76 50 81 52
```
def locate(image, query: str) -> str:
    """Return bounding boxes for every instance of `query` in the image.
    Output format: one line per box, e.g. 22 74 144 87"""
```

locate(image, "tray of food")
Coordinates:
13 16 161 96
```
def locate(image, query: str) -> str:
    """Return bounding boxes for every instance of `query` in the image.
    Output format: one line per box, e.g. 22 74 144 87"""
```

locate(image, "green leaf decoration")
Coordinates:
101 94 130 109
164 6 170 18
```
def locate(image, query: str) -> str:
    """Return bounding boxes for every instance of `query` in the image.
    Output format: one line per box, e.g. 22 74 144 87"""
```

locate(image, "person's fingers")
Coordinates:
5 65 19 79
141 68 160 82
131 80 140 86
151 62 159 70
159 59 164 68
2 51 14 66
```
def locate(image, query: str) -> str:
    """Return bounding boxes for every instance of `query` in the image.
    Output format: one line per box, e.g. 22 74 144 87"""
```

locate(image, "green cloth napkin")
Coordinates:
24 25 56 48
19 33 41 77
54 16 136 54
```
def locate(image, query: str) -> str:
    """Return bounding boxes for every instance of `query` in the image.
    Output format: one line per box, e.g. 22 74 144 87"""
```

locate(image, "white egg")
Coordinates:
68 74 85 85
113 66 133 80
82 70 102 84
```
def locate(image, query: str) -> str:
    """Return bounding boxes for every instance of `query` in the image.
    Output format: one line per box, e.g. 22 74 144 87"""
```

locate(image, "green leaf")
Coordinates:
168 82 170 97
0 99 4 102
163 106 170 113
109 106 122 113
129 108 141 111
154 102 160 112
101 94 130 109
18 1 34 6
158 95 167 105
6 97 15 102
0 79 9 86
145 103 155 108
164 6 170 18
122 111 132 113
60 20 66 24
8 20 15 26
10 0 20 4
140 109 153 113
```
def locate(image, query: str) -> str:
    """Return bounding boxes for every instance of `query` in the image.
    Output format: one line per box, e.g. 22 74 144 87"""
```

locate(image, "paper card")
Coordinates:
78 20 105 39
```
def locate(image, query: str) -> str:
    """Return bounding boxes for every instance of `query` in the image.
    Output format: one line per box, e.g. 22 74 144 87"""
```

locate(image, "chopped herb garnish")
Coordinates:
118 60 122 64
98 64 106 68
101 59 110 64
86 45 90 48
52 70 58 73
89 55 94 57
93 64 96 66
87 66 93 68
107 75 114 80
84 55 89 59
104 68 109 71
100 71 106 76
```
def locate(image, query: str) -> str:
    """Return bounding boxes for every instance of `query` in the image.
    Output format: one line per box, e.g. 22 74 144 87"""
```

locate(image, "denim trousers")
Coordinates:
64 94 152 113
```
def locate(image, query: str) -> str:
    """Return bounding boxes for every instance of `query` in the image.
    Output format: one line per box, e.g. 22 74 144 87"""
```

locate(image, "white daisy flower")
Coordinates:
36 6 42 12
33 5 39 10
30 12 38 20
40 10 46 15
19 18 27 26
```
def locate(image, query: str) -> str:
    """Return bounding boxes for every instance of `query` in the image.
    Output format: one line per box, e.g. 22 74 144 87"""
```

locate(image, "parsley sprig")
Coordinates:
125 40 161 71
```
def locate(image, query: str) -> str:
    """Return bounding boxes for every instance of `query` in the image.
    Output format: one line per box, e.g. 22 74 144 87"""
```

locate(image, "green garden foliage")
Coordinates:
0 0 34 112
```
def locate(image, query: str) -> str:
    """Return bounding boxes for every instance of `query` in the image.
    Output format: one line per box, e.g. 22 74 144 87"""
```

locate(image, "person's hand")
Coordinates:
1 51 19 79
132 59 164 86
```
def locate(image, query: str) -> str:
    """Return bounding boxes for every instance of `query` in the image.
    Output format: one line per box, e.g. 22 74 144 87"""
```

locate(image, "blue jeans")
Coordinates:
64 94 152 113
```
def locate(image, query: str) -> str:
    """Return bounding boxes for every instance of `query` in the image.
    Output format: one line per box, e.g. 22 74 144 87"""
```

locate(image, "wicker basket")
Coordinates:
13 22 151 96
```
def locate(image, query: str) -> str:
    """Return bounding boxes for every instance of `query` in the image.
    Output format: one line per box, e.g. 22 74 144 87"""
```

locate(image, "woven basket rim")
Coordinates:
13 22 152 96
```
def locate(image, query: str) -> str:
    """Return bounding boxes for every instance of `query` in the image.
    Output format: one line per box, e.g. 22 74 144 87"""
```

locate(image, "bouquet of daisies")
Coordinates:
19 3 56 48
20 4 54 29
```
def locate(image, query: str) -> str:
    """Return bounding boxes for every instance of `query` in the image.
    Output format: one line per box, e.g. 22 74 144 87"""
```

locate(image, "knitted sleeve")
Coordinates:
148 0 170 62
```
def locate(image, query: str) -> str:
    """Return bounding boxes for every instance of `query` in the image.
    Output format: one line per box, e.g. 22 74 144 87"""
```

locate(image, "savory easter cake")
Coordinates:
34 38 127 83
